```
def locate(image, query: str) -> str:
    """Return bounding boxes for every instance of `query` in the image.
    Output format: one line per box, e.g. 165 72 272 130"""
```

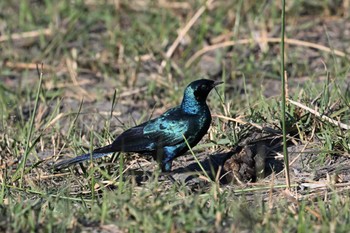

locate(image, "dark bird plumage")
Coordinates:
54 79 222 172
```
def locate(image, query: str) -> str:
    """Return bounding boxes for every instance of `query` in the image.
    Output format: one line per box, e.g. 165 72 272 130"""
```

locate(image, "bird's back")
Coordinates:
110 105 211 156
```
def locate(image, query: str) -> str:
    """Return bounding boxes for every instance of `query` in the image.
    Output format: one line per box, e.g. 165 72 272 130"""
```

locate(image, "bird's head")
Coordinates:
181 79 223 113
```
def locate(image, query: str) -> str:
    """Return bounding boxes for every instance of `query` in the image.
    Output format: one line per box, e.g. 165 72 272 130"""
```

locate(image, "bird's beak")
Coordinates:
212 81 223 87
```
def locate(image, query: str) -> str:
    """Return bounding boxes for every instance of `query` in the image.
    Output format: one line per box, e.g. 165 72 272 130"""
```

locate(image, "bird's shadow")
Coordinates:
171 143 285 185
125 147 285 187
120 153 229 186
109 138 286 187
171 152 233 183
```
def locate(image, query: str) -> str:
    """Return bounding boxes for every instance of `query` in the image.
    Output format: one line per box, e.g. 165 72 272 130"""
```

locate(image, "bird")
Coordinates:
53 79 222 172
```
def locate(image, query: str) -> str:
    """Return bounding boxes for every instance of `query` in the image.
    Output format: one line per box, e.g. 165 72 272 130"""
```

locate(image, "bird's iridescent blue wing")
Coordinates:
143 108 197 147
110 123 155 152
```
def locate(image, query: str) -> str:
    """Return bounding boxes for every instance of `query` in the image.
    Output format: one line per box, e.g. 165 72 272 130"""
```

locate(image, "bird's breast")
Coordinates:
186 112 211 142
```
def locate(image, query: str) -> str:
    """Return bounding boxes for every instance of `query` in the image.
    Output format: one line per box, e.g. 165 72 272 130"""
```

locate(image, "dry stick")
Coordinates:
288 99 350 130
271 125 312 178
212 114 263 130
273 141 309 179
159 0 215 72
186 37 347 68
158 0 191 9
0 28 52 43
288 141 309 166
4 61 56 71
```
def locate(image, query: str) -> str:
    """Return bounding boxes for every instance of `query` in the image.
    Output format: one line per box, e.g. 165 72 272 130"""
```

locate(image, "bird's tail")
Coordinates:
53 145 115 171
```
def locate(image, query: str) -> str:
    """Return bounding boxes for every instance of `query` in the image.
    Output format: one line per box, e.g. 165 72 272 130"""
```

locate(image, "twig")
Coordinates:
4 61 56 71
212 114 263 130
160 0 215 72
0 28 52 43
288 99 350 130
186 37 347 68
158 0 191 9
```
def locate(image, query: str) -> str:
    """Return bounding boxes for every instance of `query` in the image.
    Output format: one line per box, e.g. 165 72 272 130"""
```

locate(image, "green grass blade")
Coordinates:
182 134 211 181
280 0 290 188
15 64 44 187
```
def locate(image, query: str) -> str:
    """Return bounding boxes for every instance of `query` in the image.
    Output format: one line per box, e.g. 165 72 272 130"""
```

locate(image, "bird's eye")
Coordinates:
193 84 208 100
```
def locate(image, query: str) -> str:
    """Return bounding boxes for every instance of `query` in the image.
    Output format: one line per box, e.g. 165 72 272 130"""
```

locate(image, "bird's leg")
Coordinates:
164 172 179 185
161 146 178 172
161 160 173 172
156 147 180 184
159 170 182 186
